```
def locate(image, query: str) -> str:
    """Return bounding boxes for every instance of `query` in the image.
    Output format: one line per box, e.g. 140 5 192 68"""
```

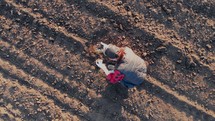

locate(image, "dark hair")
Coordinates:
105 48 119 59
105 48 125 65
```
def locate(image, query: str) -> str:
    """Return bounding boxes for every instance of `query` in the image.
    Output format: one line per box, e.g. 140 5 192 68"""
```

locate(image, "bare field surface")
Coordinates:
0 0 214 121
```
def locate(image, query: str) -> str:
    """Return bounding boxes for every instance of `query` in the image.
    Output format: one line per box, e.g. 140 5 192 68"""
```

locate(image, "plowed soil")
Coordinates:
0 0 214 121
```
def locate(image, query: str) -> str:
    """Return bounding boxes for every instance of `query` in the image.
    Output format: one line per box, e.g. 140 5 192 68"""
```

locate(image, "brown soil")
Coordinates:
0 0 214 121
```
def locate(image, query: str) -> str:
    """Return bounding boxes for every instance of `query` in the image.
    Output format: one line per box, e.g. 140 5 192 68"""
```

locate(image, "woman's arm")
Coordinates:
96 59 124 84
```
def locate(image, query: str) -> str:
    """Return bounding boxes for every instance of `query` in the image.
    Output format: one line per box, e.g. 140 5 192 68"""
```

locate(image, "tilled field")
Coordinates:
0 0 214 121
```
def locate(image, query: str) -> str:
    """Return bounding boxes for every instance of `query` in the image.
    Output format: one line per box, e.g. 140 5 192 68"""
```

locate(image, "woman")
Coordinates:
96 42 147 88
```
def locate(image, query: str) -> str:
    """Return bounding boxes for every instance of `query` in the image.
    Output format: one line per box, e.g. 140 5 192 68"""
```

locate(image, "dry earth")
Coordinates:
0 0 214 121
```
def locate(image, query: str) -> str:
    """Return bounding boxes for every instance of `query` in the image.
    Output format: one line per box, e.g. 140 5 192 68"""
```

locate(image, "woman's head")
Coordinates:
105 48 119 60
104 45 125 62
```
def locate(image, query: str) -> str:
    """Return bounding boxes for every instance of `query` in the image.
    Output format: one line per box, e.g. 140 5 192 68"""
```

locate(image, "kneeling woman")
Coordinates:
96 42 147 88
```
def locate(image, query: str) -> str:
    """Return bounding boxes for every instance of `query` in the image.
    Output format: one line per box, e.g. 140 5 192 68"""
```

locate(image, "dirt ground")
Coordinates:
0 0 214 121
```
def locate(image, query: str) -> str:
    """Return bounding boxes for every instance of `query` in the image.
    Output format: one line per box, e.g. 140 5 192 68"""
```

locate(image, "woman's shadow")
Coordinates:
87 82 129 121
102 82 129 100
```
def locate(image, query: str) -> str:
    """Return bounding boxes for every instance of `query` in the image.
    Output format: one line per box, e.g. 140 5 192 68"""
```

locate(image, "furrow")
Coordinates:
0 106 21 121
179 0 215 18
145 76 215 119
0 56 90 120
0 73 79 120
4 0 88 46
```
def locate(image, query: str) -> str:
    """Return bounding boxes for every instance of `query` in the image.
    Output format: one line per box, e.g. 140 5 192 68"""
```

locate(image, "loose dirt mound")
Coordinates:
0 0 214 120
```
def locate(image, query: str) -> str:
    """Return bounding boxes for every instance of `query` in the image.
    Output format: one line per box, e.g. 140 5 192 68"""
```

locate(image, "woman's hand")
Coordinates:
100 42 108 50
96 59 105 69
96 42 108 53
96 59 114 75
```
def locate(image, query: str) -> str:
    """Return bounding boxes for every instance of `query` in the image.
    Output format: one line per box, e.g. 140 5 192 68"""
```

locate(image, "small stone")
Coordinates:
200 56 205 60
149 112 154 118
142 52 147 57
206 44 212 50
145 114 149 119
167 17 174 22
162 5 172 15
132 12 138 17
37 108 42 112
177 60 182 64
36 101 41 104
190 29 194 34
134 17 139 23
4 25 11 30
189 61 197 68
88 70 92 73
193 72 197 76
192 81 197 85
124 5 131 11
117 1 123 6
113 23 118 28
127 11 132 16
119 24 123 30
156 46 167 52
172 71 176 74
90 66 95 70
67 66 72 69
100 18 107 23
